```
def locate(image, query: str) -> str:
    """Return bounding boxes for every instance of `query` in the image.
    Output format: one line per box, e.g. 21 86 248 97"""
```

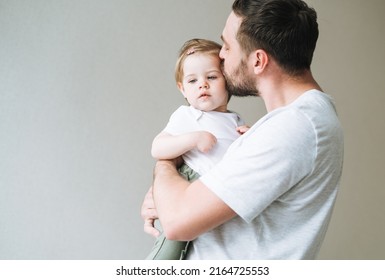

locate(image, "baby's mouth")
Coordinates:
199 92 210 99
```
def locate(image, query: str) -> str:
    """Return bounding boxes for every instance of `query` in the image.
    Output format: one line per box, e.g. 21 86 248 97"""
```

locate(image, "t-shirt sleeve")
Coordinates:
200 109 317 223
163 106 188 135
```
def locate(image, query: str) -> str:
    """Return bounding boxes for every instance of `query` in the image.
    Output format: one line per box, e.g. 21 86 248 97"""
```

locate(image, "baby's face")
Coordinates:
179 54 228 112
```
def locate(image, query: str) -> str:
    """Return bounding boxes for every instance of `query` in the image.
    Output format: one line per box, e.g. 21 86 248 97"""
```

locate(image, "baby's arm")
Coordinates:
151 131 217 160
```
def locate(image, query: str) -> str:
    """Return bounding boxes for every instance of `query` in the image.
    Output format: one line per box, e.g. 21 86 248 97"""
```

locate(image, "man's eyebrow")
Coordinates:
220 35 229 47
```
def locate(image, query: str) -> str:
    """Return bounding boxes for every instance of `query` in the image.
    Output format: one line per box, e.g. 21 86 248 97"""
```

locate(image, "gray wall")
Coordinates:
0 0 384 259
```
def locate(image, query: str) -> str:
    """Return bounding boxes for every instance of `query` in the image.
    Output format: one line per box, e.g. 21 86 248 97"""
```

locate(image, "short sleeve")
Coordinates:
163 106 198 135
200 109 317 223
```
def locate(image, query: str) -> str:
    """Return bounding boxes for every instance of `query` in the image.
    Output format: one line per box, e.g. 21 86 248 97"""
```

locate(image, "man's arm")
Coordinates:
152 159 236 241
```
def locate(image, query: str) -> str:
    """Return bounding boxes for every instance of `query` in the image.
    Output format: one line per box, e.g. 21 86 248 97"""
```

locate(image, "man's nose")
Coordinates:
219 46 224 59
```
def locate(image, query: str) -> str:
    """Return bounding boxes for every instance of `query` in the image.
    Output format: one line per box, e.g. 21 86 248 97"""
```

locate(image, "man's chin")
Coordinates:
223 65 258 97
227 85 258 97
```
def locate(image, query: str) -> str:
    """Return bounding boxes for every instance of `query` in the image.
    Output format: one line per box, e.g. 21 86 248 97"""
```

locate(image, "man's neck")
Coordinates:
258 68 321 112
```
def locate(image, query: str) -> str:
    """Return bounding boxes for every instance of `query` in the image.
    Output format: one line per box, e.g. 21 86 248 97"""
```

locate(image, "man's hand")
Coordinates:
141 186 160 237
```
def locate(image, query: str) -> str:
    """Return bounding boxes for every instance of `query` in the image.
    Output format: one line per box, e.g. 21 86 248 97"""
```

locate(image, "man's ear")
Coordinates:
251 49 269 74
177 82 186 97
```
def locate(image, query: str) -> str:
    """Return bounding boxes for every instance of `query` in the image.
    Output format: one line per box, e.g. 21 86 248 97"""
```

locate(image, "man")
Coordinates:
142 0 344 259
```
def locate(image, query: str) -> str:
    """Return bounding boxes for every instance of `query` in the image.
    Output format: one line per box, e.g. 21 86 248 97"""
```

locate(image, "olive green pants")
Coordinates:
145 164 200 260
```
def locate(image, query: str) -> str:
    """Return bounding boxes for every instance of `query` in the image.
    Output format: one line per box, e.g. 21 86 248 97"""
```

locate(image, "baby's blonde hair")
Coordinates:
175 38 222 85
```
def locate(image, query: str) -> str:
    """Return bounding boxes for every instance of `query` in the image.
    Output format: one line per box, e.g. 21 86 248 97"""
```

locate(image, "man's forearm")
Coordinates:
152 160 237 241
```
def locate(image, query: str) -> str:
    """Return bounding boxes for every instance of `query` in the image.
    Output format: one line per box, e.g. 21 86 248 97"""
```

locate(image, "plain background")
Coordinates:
1 0 384 259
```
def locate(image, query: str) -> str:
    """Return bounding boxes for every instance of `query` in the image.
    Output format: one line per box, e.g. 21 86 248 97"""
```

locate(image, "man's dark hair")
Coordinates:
232 0 319 75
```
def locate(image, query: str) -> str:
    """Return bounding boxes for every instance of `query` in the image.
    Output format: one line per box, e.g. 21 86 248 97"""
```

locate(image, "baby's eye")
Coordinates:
188 79 197 83
208 76 217 80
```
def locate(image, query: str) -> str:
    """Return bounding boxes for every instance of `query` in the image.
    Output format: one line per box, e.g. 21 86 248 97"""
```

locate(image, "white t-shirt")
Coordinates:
187 90 344 259
163 105 245 175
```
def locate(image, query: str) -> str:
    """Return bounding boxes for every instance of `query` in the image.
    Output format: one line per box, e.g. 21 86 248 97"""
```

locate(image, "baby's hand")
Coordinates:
195 131 217 153
237 125 250 135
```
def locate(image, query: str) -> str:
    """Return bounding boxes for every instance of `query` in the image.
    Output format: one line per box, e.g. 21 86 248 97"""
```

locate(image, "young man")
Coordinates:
142 0 344 259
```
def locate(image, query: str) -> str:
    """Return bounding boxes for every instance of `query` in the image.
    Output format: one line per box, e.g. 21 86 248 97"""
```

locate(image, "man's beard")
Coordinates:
223 58 258 98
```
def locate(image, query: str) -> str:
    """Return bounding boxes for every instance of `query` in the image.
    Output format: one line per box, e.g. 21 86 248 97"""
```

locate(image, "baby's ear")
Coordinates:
177 82 186 97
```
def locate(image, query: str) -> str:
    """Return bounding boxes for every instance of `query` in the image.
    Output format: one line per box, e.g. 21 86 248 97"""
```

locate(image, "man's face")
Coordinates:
219 12 258 97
